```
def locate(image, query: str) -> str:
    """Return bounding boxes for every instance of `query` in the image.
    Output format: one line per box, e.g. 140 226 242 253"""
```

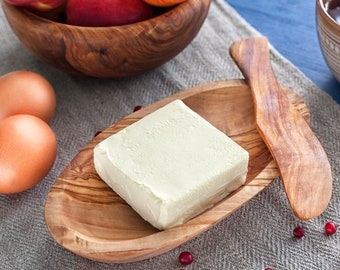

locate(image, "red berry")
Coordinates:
178 251 193 265
133 105 143 112
324 221 337 235
265 268 273 270
293 226 305 238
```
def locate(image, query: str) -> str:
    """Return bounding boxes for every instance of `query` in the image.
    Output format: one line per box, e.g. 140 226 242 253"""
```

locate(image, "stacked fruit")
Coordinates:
4 0 188 26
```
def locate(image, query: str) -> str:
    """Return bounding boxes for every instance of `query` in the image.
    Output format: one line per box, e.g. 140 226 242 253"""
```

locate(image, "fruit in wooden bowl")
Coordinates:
2 0 211 78
65 0 153 27
4 0 64 11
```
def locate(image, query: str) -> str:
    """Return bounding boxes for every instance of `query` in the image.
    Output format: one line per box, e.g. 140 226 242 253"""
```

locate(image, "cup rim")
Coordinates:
318 0 340 26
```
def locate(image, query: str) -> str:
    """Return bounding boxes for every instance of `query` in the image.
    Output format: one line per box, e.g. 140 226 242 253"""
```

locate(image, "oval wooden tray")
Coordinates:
44 79 310 263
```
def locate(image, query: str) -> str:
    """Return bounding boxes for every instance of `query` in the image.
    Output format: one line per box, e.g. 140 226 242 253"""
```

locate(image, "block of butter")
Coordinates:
94 100 249 230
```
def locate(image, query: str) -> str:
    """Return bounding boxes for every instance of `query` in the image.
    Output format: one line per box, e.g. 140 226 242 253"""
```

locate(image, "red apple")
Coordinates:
66 0 153 27
4 0 65 12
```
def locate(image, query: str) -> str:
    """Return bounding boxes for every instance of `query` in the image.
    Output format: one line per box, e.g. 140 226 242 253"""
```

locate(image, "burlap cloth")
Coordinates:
0 0 339 269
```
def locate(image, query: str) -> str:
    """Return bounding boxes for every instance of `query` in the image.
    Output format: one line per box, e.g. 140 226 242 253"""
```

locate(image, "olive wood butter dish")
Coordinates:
44 79 310 263
93 99 249 230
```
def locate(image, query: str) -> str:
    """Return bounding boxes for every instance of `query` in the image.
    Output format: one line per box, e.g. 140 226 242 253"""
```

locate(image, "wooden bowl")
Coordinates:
2 0 211 78
316 0 340 82
44 79 310 263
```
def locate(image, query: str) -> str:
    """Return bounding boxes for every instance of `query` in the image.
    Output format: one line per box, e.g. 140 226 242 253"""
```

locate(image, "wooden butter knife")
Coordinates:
229 37 332 220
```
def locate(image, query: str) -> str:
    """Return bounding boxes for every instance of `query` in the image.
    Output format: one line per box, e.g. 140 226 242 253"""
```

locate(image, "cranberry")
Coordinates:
324 221 337 235
293 226 305 238
133 105 143 112
178 251 193 265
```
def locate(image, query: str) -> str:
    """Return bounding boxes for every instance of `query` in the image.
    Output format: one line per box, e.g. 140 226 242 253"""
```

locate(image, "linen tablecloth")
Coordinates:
0 0 339 269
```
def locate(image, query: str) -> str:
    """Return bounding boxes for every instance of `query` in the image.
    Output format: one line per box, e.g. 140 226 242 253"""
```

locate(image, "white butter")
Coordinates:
94 100 249 230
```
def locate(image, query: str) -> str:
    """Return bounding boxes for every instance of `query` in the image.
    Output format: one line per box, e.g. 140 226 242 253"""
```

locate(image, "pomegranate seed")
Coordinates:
293 226 305 238
324 222 337 235
133 105 143 112
178 251 193 265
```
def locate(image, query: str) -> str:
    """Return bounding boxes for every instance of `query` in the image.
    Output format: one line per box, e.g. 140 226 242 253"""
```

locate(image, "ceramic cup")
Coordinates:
316 0 340 82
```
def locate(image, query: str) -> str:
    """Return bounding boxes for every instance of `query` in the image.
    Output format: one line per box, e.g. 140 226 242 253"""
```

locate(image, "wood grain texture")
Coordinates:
227 0 340 104
229 37 332 220
44 79 310 263
1 0 211 78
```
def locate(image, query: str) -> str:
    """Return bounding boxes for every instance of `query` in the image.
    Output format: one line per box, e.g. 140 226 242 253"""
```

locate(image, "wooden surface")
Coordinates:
1 0 211 78
227 0 340 104
229 37 332 220
44 79 310 263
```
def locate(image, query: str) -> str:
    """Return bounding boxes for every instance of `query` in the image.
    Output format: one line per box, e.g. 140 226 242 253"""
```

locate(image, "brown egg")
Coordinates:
0 71 56 123
0 114 57 194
